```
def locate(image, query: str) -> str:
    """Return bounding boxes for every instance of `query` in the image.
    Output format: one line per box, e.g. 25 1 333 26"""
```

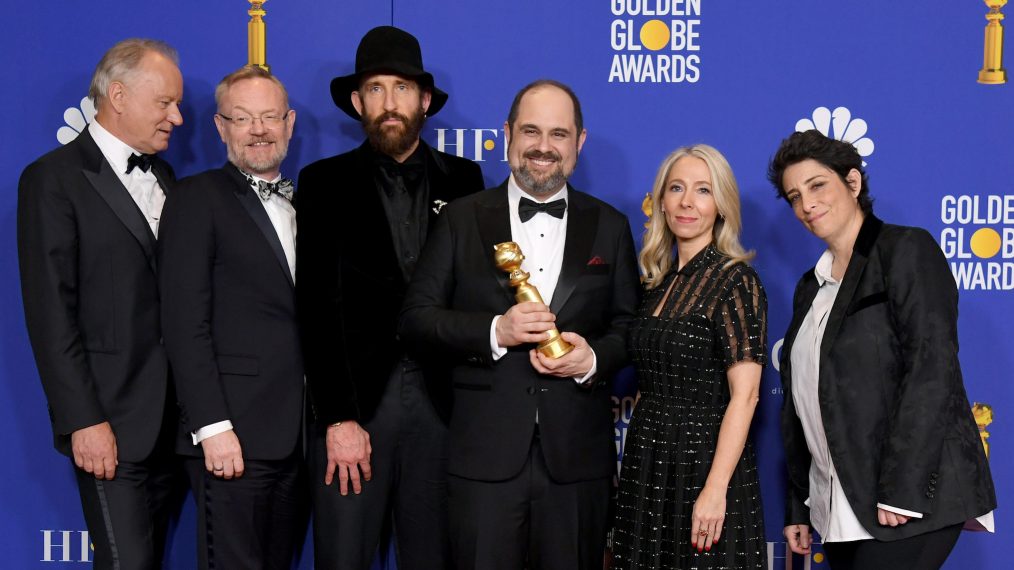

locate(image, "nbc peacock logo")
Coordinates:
56 97 95 145
795 106 875 166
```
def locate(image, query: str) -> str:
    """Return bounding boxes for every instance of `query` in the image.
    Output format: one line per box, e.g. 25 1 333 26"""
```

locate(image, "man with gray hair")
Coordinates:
17 38 184 568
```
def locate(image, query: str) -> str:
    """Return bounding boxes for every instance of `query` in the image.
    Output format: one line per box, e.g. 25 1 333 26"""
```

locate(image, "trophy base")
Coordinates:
978 69 1007 84
538 337 574 359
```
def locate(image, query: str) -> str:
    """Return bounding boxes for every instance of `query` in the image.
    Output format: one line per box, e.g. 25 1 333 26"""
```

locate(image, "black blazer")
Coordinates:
17 129 174 461
295 141 484 427
780 215 997 540
398 182 641 483
158 163 304 460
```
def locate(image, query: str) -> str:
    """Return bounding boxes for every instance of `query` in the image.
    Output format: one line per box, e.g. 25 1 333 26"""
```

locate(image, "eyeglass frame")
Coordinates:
216 109 292 129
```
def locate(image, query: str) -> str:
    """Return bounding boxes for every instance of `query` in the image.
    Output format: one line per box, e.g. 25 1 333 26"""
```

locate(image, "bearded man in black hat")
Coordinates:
295 25 484 570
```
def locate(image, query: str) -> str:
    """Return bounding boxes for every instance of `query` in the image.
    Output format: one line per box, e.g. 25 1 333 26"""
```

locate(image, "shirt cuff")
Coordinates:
192 420 234 445
490 316 507 361
876 503 924 519
573 349 597 384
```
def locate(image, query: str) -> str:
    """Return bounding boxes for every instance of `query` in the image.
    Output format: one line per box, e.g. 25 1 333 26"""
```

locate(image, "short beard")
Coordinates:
363 107 426 158
512 150 567 195
229 136 288 177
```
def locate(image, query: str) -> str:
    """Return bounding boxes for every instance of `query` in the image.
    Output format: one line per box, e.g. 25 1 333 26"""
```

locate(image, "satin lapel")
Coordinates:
781 274 820 376
549 190 597 315
424 142 452 226
352 144 401 276
80 132 157 274
150 160 173 196
818 216 884 363
475 184 515 305
226 165 295 287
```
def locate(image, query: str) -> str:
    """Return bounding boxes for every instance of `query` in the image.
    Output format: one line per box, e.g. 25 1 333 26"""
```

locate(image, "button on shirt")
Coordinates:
89 121 166 237
488 175 596 383
193 170 297 445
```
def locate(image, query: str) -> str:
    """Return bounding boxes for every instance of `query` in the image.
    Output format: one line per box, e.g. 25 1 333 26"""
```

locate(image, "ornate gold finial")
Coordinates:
972 402 994 458
978 0 1007 84
248 1 269 71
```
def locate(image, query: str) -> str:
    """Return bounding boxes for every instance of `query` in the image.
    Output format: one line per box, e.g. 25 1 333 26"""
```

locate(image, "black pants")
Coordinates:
186 451 308 570
449 431 611 570
310 360 449 570
823 523 963 570
74 424 184 570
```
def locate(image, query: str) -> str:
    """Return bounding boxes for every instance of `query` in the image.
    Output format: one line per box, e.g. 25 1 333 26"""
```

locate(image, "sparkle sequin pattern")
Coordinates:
613 245 768 569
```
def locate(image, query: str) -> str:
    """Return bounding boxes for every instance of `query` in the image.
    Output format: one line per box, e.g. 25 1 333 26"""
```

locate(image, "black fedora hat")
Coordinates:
330 26 448 120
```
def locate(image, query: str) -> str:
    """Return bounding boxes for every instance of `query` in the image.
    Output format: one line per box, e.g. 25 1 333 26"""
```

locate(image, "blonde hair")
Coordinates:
215 65 290 112
639 144 754 289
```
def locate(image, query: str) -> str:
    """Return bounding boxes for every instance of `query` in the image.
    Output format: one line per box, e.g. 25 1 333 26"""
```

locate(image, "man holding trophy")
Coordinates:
400 79 641 570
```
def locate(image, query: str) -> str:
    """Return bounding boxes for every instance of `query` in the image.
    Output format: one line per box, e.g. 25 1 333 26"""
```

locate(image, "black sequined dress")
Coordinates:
613 245 768 570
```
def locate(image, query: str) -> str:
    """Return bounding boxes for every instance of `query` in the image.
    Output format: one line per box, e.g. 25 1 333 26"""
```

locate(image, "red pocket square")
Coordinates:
587 256 606 266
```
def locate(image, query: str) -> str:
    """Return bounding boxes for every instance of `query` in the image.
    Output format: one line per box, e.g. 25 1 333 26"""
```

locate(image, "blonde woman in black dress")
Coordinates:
613 144 767 569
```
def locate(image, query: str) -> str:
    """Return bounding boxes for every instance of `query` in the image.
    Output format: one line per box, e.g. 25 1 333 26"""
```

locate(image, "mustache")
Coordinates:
372 111 409 128
523 149 561 162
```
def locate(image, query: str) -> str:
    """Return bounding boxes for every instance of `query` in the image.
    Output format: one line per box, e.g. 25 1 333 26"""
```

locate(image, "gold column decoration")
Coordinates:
978 0 1007 84
248 1 269 71
972 402 993 459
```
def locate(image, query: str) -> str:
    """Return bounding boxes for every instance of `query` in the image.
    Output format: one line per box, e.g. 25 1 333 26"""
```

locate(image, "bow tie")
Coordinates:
125 153 154 174
244 174 294 202
518 197 566 223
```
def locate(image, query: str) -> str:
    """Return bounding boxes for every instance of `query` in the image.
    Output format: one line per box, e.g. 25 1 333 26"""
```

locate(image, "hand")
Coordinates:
783 524 812 555
71 421 118 480
690 484 726 552
529 332 594 378
324 421 372 495
877 507 911 527
201 429 244 479
495 302 556 348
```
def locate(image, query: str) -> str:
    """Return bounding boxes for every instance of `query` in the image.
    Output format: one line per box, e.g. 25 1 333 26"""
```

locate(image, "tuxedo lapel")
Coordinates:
549 189 598 315
819 216 884 363
475 184 516 305
150 161 173 197
781 274 819 378
424 142 453 225
79 131 157 274
225 164 294 287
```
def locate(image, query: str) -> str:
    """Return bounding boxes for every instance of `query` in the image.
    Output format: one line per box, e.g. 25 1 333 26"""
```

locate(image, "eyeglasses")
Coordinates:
217 111 289 129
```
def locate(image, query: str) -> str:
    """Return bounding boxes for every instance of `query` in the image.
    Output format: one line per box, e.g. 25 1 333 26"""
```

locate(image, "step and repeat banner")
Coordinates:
2 1 1010 568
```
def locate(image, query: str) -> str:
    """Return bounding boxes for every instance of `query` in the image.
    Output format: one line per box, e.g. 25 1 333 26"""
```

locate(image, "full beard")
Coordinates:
230 137 288 176
512 150 567 195
363 108 426 157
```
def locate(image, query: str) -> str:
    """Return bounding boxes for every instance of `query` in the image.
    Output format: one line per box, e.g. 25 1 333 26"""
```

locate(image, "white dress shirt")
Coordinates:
193 170 297 445
89 121 166 237
488 175 596 383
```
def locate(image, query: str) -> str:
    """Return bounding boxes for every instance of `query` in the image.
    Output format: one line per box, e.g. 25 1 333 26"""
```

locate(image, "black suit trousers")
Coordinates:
310 360 449 570
448 431 611 570
185 452 308 570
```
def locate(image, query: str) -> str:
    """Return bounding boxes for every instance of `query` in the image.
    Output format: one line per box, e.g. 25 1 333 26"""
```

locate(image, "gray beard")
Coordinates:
513 163 567 196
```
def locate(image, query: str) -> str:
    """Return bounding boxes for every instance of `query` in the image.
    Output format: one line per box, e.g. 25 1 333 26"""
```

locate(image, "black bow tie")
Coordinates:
125 153 154 174
243 173 294 202
518 197 567 223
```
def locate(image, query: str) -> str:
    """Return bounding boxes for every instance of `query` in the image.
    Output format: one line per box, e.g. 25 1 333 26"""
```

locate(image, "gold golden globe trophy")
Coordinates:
972 403 994 458
248 1 269 70
978 0 1007 84
493 242 574 359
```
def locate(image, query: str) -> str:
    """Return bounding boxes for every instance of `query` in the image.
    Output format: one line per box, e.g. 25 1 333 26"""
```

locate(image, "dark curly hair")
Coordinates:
767 130 873 215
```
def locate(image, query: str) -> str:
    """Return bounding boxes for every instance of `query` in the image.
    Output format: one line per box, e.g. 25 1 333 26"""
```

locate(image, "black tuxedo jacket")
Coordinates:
17 129 174 461
398 182 641 483
295 141 484 427
158 163 304 460
780 215 997 540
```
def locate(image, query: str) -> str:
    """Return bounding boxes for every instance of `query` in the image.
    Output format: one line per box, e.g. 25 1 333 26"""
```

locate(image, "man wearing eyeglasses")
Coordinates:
158 65 308 569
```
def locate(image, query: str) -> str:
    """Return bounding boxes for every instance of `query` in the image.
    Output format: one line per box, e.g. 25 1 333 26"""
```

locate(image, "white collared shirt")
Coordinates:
488 175 596 383
88 121 166 237
193 170 297 445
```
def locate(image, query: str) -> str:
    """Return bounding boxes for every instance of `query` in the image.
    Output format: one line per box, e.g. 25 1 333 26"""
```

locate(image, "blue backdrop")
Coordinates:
2 1 1010 568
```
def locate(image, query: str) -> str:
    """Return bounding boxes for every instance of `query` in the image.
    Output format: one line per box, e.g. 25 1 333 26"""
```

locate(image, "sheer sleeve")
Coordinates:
715 265 768 368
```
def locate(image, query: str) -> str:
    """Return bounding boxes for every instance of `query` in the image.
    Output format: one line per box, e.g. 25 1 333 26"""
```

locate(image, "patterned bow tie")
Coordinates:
126 153 154 174
244 174 294 202
518 197 567 223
